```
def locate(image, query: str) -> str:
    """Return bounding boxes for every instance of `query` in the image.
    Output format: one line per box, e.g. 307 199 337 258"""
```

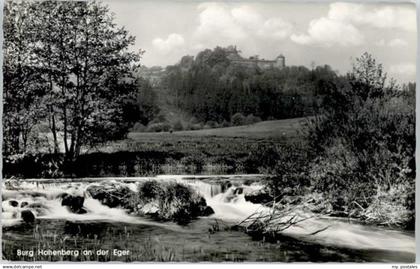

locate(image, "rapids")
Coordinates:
1 175 415 262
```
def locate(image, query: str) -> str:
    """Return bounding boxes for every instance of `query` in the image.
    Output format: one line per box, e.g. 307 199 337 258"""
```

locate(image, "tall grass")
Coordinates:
3 223 178 262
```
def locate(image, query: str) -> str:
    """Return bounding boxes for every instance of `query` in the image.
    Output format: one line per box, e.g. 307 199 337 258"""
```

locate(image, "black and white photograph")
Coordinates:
1 0 416 263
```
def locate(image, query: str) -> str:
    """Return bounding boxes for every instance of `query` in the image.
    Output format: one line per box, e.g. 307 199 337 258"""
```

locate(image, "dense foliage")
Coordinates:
267 53 415 227
4 1 145 160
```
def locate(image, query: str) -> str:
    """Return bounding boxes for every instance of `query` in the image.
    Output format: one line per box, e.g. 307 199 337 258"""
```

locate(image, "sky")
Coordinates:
103 0 417 83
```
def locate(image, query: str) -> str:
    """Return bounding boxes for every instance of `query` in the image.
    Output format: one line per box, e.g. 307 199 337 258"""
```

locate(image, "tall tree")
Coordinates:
4 1 46 155
4 1 142 160
48 1 141 160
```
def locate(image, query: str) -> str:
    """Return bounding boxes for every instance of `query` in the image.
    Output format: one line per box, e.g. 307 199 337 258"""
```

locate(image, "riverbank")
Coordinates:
3 143 284 178
244 186 415 231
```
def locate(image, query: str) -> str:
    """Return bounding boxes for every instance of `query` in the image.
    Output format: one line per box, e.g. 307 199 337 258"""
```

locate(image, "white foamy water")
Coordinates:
1 176 415 254
188 181 267 221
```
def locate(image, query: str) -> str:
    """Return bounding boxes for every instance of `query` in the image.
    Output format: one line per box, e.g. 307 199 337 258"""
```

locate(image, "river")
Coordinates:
1 175 415 262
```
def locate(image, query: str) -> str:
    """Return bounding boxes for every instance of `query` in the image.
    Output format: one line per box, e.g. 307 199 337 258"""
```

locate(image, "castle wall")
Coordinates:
257 61 275 69
228 53 285 70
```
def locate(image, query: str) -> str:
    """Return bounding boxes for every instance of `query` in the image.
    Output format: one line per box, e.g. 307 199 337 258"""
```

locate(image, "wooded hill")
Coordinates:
137 46 339 129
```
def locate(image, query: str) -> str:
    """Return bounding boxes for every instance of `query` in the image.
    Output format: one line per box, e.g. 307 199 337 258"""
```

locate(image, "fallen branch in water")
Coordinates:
308 225 330 235
235 196 331 239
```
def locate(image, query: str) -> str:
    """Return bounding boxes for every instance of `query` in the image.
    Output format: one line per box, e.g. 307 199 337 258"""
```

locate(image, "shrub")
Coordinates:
189 116 199 124
189 123 203 130
146 122 172 132
148 112 167 125
221 120 230 128
135 180 211 224
156 112 167 123
302 53 415 225
181 154 205 173
131 122 146 132
260 143 311 199
205 120 218 129
363 182 414 228
165 182 193 204
231 113 245 126
86 183 135 209
245 114 262 125
244 144 282 174
138 180 164 201
173 120 183 131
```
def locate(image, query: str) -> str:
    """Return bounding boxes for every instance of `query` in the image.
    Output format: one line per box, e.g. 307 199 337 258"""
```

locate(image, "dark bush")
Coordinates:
205 120 218 129
86 184 135 209
244 144 282 173
131 122 146 132
188 123 203 130
138 180 164 200
266 145 311 199
189 116 199 124
181 155 205 173
146 122 172 132
221 120 230 128
301 53 415 226
155 112 167 123
231 113 245 126
135 180 212 224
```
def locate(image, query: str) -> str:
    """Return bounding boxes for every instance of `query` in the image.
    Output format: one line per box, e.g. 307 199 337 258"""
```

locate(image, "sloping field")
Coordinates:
128 117 308 141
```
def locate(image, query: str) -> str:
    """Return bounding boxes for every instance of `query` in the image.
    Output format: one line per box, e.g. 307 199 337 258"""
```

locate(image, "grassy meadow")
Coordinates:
130 118 306 139
103 118 307 154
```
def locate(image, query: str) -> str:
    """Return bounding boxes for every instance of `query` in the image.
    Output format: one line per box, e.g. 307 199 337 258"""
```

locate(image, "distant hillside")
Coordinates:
135 46 336 134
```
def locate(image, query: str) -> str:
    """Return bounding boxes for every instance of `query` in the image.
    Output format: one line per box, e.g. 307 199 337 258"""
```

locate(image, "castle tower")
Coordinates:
275 54 285 69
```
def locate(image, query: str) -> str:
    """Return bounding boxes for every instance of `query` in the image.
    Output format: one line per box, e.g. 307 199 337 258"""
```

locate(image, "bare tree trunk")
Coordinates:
11 126 20 155
75 132 81 158
63 105 69 155
47 96 59 155
69 131 75 160
51 112 59 154
21 125 27 153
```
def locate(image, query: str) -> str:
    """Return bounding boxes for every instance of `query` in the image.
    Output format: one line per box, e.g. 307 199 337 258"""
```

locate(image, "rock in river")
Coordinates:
21 210 35 223
60 194 87 214
202 206 215 216
8 200 18 207
245 189 272 204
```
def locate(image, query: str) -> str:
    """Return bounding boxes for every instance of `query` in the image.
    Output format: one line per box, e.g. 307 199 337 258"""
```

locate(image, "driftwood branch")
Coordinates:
236 196 331 238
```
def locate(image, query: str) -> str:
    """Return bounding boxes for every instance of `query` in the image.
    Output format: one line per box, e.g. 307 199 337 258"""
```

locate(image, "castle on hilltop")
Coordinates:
226 46 285 70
